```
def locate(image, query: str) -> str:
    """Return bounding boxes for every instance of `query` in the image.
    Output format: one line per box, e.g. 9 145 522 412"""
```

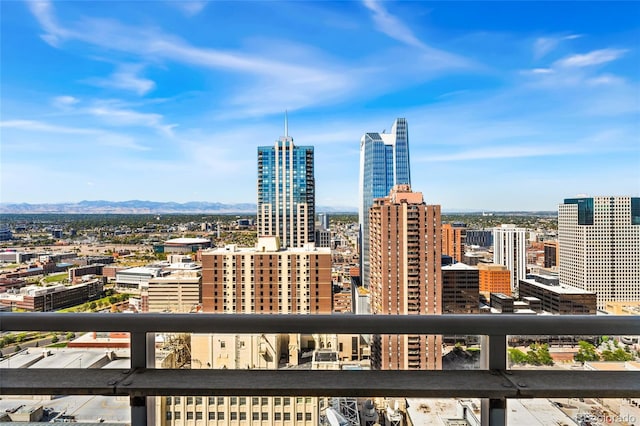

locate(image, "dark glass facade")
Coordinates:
564 197 594 225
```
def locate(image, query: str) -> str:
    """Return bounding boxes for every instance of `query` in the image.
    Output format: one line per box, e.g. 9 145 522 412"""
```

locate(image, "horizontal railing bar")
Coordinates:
2 313 638 335
2 369 637 399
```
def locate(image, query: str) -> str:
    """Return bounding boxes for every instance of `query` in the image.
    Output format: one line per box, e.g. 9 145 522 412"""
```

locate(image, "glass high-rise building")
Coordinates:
359 118 411 287
257 122 315 249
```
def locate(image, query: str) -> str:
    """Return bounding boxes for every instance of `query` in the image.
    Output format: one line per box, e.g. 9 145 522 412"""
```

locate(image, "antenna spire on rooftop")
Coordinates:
285 110 288 138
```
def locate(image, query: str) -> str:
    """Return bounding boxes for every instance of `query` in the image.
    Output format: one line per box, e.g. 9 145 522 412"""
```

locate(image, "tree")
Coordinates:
575 341 600 363
601 348 633 362
526 343 554 366
508 348 528 365
89 301 97 310
51 335 59 344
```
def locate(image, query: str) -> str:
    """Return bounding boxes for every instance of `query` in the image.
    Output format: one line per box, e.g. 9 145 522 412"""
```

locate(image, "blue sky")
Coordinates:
1 1 638 211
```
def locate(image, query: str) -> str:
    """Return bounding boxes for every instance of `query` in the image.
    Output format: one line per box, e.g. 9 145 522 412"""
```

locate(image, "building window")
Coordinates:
195 397 202 405
196 412 202 420
253 412 260 420
297 413 303 421
230 397 237 405
174 412 181 420
239 397 246 405
262 412 269 421
218 412 224 420
187 412 193 420
187 397 193 405
284 413 291 421
208 412 215 420
240 412 247 420
208 397 216 405
165 412 172 420
252 397 259 405
230 412 237 420
306 412 312 421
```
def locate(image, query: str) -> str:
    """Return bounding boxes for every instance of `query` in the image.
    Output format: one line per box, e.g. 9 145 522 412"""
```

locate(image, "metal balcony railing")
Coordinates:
1 313 639 426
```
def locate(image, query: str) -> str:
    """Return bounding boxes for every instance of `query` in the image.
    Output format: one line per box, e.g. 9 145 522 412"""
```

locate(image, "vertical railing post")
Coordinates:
130 331 155 426
481 334 507 426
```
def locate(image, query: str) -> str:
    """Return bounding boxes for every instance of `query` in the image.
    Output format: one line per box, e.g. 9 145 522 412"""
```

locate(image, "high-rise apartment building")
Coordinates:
369 185 442 370
442 222 466 263
170 237 332 426
257 120 315 248
200 237 332 314
492 224 527 295
559 196 640 309
359 118 411 287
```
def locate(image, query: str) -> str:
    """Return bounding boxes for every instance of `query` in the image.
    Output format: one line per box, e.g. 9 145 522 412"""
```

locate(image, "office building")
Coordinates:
359 118 411 287
147 271 201 313
369 185 442 370
441 263 479 314
518 274 597 315
492 224 527 295
442 222 466 263
558 196 640 309
466 230 493 248
543 241 559 269
478 263 512 296
257 118 315 248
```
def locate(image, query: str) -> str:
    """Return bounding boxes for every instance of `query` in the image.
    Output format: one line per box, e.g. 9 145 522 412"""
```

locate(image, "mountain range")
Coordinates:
0 200 357 214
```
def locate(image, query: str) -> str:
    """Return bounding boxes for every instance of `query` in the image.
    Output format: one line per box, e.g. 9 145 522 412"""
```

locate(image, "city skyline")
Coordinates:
1 1 639 211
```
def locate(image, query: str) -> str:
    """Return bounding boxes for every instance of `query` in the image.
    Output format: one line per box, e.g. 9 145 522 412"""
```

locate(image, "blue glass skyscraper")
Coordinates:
359 118 411 287
257 117 315 249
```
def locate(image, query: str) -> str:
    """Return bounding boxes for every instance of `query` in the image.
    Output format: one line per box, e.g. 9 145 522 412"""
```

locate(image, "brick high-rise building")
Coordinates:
359 118 411 288
442 222 466 263
200 237 332 314
369 185 442 370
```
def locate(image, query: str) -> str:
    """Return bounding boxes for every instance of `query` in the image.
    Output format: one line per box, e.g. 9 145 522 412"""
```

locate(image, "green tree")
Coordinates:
66 332 76 340
508 348 528 365
601 348 633 362
89 301 97 310
51 335 59 344
575 341 600 363
526 343 554 366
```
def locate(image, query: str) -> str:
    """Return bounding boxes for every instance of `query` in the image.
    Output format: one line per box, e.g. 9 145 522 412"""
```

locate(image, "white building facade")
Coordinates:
492 224 527 295
559 196 640 309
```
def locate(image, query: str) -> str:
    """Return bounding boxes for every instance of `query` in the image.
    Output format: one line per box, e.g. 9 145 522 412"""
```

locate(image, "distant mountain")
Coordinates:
0 200 357 214
0 200 256 214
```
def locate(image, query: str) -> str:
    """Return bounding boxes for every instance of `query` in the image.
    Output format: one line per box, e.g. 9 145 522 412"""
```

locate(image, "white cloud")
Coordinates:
26 1 70 46
52 95 80 108
86 64 156 96
530 68 554 74
167 1 208 17
86 102 176 136
362 0 425 49
555 48 627 68
533 37 558 59
533 34 582 59
0 119 94 134
0 119 150 151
